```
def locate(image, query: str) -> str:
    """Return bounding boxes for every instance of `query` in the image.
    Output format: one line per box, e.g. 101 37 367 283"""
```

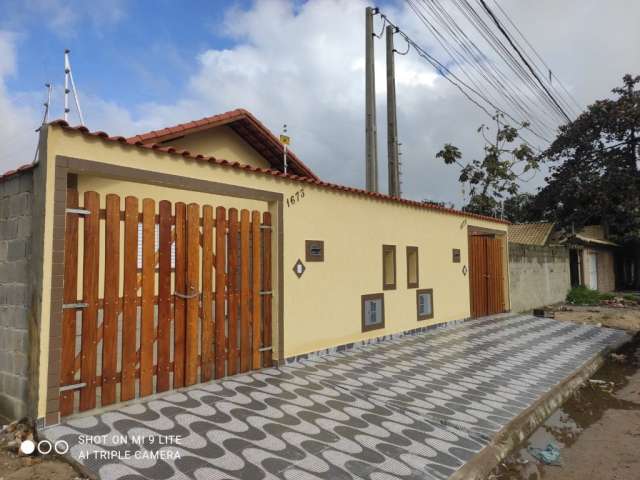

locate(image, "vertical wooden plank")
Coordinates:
240 209 251 373
185 203 200 386
173 203 187 389
79 191 99 412
496 238 505 312
251 210 262 370
227 208 239 375
481 237 489 317
121 196 138 401
101 194 120 406
201 206 214 382
60 189 78 416
214 207 227 379
156 200 172 393
261 212 273 367
485 237 493 315
489 238 505 314
139 199 155 397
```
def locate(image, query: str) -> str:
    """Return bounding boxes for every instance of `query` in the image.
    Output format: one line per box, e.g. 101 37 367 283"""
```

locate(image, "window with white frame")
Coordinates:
417 288 434 321
362 293 385 332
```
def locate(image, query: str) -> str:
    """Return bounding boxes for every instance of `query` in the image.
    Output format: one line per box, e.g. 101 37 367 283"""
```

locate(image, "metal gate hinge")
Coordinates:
259 346 272 352
260 225 273 230
62 303 88 309
259 291 273 296
59 382 87 392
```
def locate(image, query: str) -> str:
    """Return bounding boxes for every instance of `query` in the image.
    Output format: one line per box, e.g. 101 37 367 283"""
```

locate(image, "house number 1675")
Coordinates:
286 188 305 207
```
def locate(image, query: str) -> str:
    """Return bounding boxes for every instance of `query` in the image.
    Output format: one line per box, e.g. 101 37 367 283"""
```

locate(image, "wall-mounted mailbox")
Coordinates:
305 240 324 262
452 248 461 263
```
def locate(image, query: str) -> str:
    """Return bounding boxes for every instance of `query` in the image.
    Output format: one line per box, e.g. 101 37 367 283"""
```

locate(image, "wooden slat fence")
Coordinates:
59 190 273 416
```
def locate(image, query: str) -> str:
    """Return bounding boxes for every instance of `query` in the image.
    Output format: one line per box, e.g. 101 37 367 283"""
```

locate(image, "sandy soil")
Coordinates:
0 449 84 480
0 420 86 480
552 304 640 331
490 314 640 480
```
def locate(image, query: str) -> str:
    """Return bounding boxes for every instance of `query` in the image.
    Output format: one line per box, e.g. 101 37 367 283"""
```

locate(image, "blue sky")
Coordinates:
1 1 639 204
2 0 253 111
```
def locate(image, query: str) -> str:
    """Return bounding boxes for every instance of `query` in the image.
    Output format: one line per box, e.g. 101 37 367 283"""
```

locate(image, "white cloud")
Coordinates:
0 32 39 173
23 0 126 35
2 0 640 205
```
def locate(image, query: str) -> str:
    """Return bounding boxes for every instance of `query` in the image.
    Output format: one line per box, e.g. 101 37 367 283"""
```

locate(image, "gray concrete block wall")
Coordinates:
0 170 33 420
509 243 571 313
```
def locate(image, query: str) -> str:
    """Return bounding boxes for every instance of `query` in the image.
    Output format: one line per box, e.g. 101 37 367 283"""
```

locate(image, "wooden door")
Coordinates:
59 190 274 416
469 235 505 318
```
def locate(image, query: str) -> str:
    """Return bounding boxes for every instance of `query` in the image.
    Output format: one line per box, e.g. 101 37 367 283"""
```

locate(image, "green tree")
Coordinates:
534 74 640 287
535 74 640 242
460 192 537 223
437 112 539 217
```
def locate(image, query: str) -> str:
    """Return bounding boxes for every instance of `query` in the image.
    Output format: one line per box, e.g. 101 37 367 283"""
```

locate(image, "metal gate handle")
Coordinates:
175 286 200 299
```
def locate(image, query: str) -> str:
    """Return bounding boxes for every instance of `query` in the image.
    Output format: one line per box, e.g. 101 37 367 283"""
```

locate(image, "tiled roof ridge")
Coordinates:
126 108 318 180
41 119 509 225
0 162 37 182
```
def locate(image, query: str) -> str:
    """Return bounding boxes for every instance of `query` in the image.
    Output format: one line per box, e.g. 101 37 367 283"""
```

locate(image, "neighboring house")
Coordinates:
509 222 621 313
0 109 510 425
557 224 619 293
508 222 571 312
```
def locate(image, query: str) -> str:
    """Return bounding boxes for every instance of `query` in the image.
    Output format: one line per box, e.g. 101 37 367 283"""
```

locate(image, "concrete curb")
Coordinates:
449 331 632 480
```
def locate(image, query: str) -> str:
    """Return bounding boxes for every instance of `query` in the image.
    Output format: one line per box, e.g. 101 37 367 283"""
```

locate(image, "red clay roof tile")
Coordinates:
126 109 318 180
44 120 509 225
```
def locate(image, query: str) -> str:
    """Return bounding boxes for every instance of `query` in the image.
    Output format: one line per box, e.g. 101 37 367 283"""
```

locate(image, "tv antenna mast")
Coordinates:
64 49 85 125
33 83 53 163
36 83 53 131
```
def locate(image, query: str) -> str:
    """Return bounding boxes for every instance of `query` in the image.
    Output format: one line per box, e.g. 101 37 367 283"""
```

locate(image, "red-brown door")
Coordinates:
469 235 505 318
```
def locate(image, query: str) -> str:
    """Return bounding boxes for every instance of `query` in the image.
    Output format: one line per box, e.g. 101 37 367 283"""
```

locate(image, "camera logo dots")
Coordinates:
19 439 69 456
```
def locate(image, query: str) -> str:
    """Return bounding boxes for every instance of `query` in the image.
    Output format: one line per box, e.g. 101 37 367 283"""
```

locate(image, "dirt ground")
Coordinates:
552 303 640 331
0 419 86 480
490 307 640 480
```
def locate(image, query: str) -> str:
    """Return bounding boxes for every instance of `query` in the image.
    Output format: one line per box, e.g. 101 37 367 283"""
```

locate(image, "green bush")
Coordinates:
622 293 640 303
566 286 614 305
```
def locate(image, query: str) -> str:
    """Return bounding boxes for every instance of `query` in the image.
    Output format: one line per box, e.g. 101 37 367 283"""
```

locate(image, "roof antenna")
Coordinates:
33 82 53 163
36 83 52 132
64 49 85 125
279 124 290 174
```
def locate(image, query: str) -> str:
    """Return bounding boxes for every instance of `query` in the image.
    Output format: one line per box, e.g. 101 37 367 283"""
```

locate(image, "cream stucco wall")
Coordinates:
162 126 271 169
36 126 509 418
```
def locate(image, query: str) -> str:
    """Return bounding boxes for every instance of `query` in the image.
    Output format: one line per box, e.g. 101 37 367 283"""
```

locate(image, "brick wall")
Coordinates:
509 243 571 312
0 171 33 420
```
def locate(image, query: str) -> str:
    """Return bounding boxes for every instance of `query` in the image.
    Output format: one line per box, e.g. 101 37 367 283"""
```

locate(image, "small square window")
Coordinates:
305 240 324 262
362 293 385 332
407 246 419 288
417 288 434 321
382 245 396 290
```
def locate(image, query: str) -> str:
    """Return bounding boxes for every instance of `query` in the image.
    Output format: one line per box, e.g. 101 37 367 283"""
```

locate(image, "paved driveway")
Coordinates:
44 315 627 480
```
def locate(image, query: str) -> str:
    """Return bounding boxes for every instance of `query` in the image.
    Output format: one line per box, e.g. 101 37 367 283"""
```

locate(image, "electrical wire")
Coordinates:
491 0 583 115
376 10 553 146
477 0 572 122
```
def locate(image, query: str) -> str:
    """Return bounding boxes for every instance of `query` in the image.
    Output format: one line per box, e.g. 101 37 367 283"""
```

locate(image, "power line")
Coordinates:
375 9 553 146
491 0 583 115
407 0 558 140
477 0 572 122
453 0 568 124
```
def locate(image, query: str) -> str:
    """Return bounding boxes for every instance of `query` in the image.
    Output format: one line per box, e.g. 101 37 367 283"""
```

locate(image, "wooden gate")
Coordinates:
469 235 505 318
59 190 273 416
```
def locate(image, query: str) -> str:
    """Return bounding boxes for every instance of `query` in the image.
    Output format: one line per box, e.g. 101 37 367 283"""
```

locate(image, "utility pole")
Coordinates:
386 25 400 197
365 7 379 192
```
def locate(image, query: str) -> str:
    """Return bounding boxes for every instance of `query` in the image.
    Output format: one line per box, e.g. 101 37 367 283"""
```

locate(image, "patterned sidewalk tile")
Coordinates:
43 315 628 480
